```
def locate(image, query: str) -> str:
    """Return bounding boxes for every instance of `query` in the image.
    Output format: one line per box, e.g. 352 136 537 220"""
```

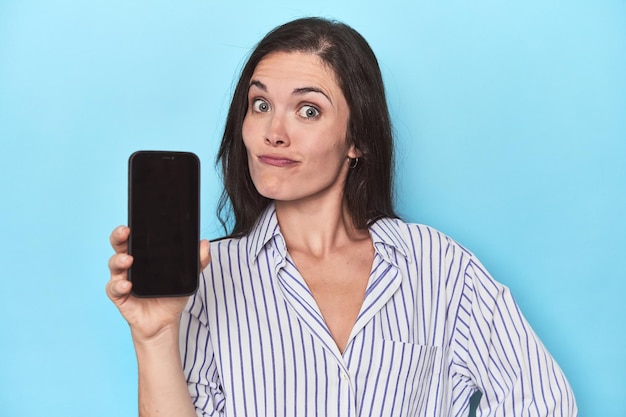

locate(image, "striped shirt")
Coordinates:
180 205 577 416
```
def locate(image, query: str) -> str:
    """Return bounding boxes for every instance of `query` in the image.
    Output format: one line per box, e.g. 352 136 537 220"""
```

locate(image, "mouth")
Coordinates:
258 155 299 168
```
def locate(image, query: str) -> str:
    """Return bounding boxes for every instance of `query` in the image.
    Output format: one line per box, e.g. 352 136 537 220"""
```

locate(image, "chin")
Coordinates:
253 181 288 201
256 186 307 203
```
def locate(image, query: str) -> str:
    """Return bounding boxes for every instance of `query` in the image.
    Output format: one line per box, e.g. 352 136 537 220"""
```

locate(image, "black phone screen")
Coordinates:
128 151 200 297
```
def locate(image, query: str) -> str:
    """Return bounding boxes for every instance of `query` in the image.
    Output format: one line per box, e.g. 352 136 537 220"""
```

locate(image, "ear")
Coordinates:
347 145 362 159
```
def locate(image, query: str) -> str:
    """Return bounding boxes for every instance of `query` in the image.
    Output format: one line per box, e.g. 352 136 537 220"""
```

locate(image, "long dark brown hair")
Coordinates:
217 17 397 237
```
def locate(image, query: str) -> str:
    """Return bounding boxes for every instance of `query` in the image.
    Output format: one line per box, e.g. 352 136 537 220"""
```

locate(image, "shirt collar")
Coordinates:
368 217 411 266
247 203 284 262
246 203 411 265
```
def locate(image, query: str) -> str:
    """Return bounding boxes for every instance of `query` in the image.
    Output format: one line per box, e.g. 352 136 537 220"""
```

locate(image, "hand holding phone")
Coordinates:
128 151 200 297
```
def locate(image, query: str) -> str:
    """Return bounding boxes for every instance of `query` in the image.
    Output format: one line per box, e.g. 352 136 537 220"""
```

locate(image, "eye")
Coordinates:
297 105 320 120
252 98 270 113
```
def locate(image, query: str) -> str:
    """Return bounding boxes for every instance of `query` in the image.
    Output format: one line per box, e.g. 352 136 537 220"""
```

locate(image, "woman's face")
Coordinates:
242 51 358 205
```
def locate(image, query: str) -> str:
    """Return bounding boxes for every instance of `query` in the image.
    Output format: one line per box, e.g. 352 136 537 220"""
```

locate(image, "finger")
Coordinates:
110 225 130 254
108 253 134 277
199 239 211 271
106 276 132 300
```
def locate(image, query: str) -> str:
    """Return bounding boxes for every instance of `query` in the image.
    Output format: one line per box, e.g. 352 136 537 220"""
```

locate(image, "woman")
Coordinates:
107 17 577 416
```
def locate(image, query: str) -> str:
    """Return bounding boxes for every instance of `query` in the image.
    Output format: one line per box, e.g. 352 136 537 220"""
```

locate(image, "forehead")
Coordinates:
250 51 342 93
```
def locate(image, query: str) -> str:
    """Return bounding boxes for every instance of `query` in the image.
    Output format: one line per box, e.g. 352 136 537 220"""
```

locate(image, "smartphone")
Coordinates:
128 151 200 297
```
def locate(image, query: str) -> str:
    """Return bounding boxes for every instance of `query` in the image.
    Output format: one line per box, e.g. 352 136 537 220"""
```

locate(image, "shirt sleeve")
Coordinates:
179 276 226 417
454 256 578 417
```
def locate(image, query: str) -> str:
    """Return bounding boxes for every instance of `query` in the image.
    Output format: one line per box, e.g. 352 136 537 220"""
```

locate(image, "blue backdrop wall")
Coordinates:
1 1 624 416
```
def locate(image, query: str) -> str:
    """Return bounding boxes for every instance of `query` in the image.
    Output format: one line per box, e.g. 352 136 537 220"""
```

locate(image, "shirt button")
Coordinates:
341 372 350 381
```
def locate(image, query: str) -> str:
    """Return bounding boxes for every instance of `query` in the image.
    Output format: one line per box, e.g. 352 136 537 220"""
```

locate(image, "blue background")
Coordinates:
1 1 624 416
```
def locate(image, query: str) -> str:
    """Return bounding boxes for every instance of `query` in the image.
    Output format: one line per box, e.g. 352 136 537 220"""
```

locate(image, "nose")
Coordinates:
264 113 289 147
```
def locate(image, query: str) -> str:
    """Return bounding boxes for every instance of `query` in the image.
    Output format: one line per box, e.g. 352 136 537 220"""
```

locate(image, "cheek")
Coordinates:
241 116 253 148
316 137 350 161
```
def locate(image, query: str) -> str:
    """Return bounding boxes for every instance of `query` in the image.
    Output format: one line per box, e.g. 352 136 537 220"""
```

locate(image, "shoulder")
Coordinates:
370 217 502 292
370 216 473 264
207 234 250 263
379 218 512 314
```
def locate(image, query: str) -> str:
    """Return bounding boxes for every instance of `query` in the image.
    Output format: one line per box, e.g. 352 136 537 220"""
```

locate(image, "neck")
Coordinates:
275 198 368 258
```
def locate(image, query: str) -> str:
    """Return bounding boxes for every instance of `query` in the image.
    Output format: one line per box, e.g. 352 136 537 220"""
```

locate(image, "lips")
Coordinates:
258 155 299 167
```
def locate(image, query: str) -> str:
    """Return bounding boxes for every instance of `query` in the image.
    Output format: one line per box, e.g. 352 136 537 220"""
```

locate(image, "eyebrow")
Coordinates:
293 87 332 104
249 80 333 104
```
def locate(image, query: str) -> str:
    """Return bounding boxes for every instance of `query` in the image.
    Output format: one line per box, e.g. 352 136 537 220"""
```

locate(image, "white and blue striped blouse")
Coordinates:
180 205 577 416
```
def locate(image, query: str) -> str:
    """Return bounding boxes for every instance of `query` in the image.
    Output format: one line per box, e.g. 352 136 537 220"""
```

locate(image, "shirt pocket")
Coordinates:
353 340 443 416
